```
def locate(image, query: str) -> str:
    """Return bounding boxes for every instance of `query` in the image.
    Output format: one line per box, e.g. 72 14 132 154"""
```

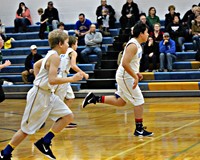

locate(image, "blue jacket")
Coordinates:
159 39 176 56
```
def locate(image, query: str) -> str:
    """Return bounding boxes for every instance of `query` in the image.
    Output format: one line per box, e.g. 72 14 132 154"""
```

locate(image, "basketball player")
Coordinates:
0 30 83 160
56 36 89 128
82 22 153 137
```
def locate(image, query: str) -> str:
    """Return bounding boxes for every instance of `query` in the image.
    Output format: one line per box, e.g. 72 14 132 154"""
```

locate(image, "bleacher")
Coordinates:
1 21 200 98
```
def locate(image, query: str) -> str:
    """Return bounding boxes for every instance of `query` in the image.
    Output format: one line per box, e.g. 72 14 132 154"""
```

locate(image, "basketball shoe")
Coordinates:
34 138 56 160
0 150 12 160
134 127 154 137
82 92 96 108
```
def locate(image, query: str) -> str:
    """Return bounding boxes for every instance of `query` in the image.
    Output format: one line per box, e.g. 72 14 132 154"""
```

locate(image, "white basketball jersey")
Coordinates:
116 38 142 79
59 48 73 78
33 50 59 92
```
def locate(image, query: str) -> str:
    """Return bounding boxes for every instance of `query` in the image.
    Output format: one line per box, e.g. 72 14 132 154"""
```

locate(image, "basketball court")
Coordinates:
0 97 199 160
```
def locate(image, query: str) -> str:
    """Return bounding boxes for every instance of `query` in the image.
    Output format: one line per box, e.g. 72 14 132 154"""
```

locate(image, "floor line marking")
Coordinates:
105 119 200 160
167 141 200 160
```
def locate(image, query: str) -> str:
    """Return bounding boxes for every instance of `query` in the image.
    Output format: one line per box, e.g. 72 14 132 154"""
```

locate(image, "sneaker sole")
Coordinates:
134 132 154 137
81 92 92 108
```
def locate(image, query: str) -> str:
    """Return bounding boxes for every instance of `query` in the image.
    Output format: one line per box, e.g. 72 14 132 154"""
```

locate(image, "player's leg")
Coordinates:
34 95 73 159
82 92 126 108
64 84 77 128
121 81 153 137
0 129 28 159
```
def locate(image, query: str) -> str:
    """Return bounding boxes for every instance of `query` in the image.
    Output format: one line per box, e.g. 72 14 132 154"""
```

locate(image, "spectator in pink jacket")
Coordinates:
14 2 32 33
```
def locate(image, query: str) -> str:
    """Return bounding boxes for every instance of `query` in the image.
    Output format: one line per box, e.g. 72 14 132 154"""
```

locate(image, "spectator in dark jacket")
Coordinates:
96 0 116 29
142 36 159 72
21 45 43 83
44 1 59 30
166 15 185 51
38 8 48 39
164 5 181 28
182 5 197 25
119 0 139 31
159 33 176 72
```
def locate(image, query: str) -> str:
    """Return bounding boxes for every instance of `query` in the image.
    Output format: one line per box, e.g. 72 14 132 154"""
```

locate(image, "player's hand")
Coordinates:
133 77 139 89
137 73 143 81
84 73 89 80
4 60 11 67
72 72 83 81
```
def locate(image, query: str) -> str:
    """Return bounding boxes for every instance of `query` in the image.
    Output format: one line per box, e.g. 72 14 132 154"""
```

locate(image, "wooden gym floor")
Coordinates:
0 97 200 160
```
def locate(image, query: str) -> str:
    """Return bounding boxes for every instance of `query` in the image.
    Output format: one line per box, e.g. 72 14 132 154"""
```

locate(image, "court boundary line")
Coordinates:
105 119 200 160
167 141 200 160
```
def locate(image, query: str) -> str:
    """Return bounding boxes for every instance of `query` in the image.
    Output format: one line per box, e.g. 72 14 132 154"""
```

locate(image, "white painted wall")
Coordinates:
0 0 199 27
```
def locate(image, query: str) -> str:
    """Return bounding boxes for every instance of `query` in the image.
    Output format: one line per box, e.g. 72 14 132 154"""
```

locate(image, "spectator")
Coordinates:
0 36 11 103
0 19 6 41
149 23 164 44
164 5 180 28
57 22 68 35
139 13 152 32
146 7 160 30
182 4 197 25
191 15 200 51
187 6 200 29
142 36 159 72
38 8 48 39
14 2 32 33
80 24 103 69
96 0 116 32
159 32 176 72
120 0 139 31
44 1 60 30
21 45 43 84
166 15 185 52
74 13 92 45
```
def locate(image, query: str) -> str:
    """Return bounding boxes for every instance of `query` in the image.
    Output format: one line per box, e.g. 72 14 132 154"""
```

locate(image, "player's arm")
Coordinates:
34 58 43 76
70 51 89 79
122 43 139 89
48 54 83 85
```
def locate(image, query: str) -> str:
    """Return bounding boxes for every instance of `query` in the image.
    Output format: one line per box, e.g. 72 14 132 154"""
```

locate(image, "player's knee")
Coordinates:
64 113 74 123
114 94 126 106
116 101 126 107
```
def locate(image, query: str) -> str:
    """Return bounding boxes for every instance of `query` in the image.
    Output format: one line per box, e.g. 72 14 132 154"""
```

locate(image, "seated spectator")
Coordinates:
14 2 32 33
80 24 103 69
119 0 139 31
164 5 180 28
75 13 92 46
142 36 159 72
21 45 43 84
44 1 60 30
149 23 164 44
159 32 176 72
0 19 6 41
38 8 48 39
166 15 185 51
139 13 152 32
146 7 160 30
0 36 11 103
57 22 68 35
181 5 198 42
182 4 197 25
191 15 200 51
96 0 116 32
187 6 200 29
